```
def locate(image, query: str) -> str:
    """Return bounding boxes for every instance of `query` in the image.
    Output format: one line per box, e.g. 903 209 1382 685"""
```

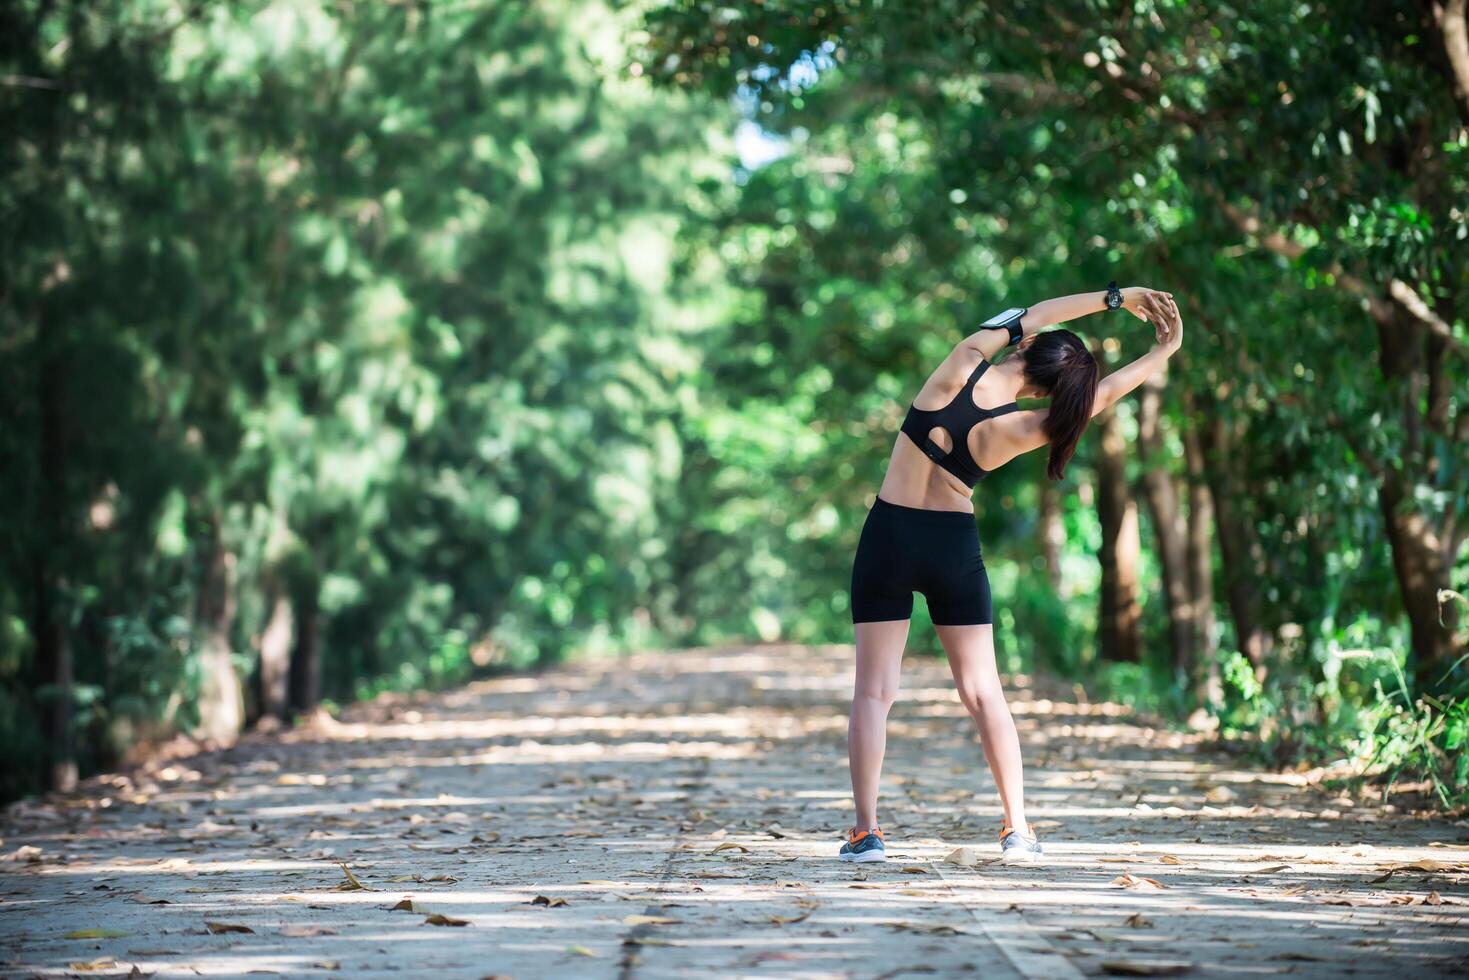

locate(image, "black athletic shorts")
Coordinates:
850 496 993 626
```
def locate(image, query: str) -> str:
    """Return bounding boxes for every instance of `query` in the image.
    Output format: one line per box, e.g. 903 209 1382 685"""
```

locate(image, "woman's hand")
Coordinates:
1152 293 1183 354
1120 286 1174 326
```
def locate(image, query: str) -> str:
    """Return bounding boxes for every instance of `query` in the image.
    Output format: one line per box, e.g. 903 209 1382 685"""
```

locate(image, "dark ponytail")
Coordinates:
1021 329 1099 480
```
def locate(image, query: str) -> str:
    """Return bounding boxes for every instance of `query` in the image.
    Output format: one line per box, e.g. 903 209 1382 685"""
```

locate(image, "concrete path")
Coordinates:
2 645 1467 978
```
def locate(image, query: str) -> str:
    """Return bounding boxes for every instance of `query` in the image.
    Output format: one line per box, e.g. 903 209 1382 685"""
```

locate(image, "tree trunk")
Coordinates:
34 323 77 792
289 587 321 714
1369 299 1463 690
1095 405 1141 662
1183 424 1221 705
257 591 293 721
1198 406 1272 670
1136 375 1195 686
32 560 76 792
1380 472 1458 691
195 528 244 745
1039 481 1064 592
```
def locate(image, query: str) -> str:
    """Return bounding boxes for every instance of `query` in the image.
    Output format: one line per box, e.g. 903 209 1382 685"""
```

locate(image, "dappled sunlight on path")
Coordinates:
2 645 1466 977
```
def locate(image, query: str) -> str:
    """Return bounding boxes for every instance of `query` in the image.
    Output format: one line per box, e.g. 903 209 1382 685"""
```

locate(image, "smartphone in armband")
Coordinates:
980 307 1027 346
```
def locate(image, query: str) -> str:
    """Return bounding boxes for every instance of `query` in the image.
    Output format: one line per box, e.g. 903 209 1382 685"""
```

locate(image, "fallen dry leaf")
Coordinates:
1100 959 1192 976
333 863 371 892
1111 873 1166 891
423 913 469 927
711 842 750 853
64 929 128 940
389 899 428 913
530 895 569 908
766 911 811 925
623 914 679 926
130 894 171 905
567 945 596 957
942 847 981 867
385 873 460 884
1397 859 1467 873
204 921 255 934
889 922 965 935
1158 855 1182 866
280 925 336 937
1123 913 1154 929
1204 786 1237 804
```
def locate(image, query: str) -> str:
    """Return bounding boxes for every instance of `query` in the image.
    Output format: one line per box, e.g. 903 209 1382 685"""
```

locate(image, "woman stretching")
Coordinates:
841 282 1183 864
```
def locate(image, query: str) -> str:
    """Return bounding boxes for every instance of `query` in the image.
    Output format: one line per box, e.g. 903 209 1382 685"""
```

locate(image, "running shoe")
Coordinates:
838 826 886 863
998 825 1044 864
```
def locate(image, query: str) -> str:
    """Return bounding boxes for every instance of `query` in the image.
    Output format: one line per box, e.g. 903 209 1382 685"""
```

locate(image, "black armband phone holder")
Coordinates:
980 307 1027 346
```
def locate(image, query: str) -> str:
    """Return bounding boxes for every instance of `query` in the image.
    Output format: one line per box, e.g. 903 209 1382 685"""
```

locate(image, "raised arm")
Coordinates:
1090 293 1184 417
972 291 1184 472
961 285 1175 361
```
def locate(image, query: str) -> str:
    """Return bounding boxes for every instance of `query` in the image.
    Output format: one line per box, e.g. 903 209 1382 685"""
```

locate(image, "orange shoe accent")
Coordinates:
997 825 1014 841
848 826 885 844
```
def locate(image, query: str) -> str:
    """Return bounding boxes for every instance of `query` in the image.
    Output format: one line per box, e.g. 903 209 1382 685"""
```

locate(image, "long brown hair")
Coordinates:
1021 329 1099 480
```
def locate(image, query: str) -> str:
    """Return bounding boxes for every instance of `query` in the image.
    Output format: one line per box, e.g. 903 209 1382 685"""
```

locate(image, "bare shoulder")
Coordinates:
913 342 987 408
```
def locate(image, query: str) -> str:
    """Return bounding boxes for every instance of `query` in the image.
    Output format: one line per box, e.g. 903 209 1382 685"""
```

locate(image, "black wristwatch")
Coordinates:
1105 281 1124 311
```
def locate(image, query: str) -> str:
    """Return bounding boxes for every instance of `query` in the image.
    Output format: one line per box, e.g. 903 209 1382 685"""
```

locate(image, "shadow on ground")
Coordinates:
2 645 1467 978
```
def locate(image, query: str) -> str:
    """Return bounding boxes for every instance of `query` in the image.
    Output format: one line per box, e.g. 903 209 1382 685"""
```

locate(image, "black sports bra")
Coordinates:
898 358 1019 488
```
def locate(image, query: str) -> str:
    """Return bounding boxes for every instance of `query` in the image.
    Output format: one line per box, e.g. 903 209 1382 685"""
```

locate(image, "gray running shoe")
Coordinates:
838 827 886 863
999 826 1044 864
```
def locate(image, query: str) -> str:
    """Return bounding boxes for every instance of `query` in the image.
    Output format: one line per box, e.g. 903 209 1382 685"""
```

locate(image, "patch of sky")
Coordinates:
732 41 839 173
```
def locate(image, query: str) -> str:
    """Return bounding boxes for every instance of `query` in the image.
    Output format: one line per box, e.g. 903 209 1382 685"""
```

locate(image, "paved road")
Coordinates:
2 645 1466 977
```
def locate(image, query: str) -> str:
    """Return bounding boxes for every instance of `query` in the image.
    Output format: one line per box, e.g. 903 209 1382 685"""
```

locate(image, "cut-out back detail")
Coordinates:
899 358 1019 488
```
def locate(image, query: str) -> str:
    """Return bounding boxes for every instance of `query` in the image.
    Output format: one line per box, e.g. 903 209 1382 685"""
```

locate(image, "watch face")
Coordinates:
1107 293 1122 309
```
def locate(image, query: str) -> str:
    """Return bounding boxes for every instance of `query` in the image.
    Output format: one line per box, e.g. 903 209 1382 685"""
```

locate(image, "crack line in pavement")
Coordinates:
616 757 712 980
930 860 1085 980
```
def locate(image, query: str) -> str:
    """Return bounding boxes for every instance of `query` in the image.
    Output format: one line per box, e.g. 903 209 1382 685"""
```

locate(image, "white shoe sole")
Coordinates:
839 850 886 863
1000 848 1043 865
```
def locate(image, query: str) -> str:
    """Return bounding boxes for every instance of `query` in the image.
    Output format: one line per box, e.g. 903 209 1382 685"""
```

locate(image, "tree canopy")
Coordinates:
2 0 1466 806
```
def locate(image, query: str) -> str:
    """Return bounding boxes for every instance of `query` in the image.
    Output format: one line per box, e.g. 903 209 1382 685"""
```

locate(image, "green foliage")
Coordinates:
1 0 1466 813
0 0 735 796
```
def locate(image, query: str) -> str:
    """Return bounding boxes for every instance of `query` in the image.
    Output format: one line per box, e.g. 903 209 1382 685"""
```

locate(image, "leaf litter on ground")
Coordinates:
1111 873 1166 891
333 863 371 891
424 913 470 926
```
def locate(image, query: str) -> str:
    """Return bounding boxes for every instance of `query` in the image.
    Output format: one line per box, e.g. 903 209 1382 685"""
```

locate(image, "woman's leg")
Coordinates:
849 618 910 831
934 623 1029 836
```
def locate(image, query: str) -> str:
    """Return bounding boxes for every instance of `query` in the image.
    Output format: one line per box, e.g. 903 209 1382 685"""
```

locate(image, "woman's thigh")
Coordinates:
853 619 910 701
935 623 1000 702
